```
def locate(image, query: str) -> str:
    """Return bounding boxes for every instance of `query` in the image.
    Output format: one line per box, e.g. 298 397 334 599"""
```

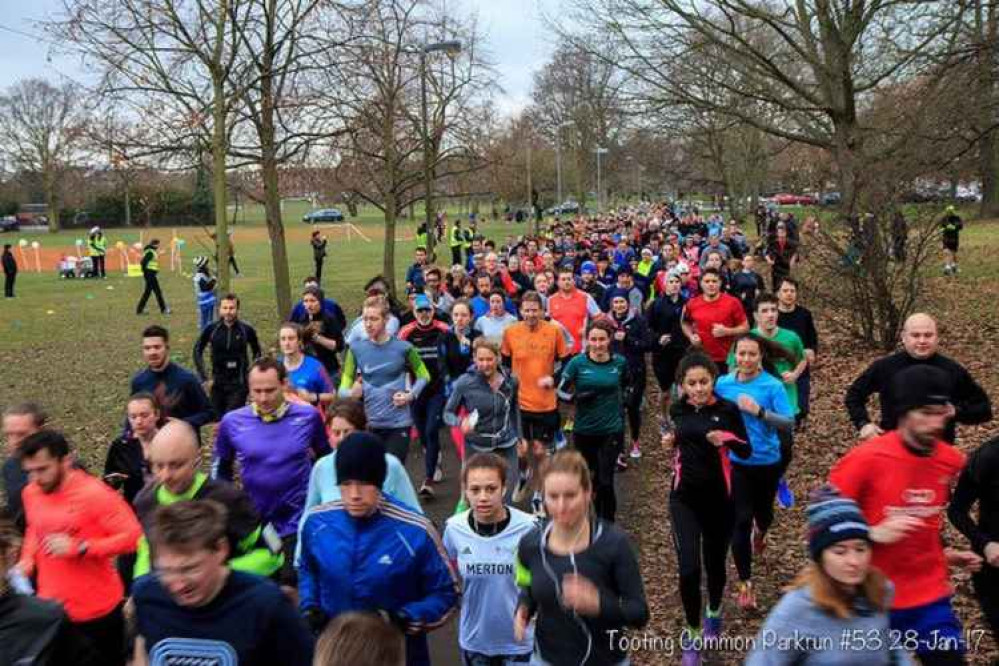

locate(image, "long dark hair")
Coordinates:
730 333 796 378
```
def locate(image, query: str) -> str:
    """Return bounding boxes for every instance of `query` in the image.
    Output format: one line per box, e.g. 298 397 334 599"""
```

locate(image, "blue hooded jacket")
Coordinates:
297 494 461 666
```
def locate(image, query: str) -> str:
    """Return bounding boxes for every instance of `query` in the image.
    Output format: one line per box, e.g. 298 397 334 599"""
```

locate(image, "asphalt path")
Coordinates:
402 432 465 666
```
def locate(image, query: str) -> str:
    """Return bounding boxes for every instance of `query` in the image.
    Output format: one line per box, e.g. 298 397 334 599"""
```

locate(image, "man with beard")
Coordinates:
832 365 982 666
193 294 262 416
131 325 214 437
16 431 142 666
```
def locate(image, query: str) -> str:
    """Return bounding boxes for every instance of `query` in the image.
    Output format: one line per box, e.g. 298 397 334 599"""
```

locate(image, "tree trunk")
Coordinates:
44 167 60 233
979 129 999 217
211 85 230 295
258 54 292 319
382 105 398 295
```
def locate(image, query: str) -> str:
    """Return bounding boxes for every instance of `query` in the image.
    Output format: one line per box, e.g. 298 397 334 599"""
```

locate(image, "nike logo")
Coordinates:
378 554 394 565
363 362 394 374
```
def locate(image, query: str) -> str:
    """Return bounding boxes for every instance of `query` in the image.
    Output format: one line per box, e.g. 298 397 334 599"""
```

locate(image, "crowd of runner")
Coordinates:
1 200 996 666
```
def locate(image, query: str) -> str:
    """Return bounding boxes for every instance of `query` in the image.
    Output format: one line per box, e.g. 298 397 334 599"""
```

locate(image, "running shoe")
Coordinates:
629 441 642 459
163 307 172 315
680 645 701 666
777 477 794 508
703 612 723 641
433 463 444 483
752 523 767 556
616 454 629 471
562 418 574 433
736 581 757 610
554 430 568 450
418 482 435 499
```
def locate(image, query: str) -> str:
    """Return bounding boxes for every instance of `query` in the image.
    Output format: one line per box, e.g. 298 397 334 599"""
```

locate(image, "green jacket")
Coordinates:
88 235 107 257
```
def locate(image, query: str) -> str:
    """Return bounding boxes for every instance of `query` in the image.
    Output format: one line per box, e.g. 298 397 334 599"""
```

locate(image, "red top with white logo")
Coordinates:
830 430 966 610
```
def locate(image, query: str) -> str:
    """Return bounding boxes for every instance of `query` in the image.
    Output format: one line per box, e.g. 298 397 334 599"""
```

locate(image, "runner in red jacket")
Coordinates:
17 430 141 666
830 365 982 665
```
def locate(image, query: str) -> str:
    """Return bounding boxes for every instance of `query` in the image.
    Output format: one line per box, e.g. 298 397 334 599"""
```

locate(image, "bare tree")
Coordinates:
0 79 87 232
55 0 255 291
322 0 493 292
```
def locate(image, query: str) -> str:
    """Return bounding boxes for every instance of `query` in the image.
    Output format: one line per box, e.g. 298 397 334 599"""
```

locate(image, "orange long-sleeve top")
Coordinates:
18 468 142 621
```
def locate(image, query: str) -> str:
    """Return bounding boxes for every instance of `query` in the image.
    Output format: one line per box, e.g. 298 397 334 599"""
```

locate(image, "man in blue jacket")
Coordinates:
297 433 460 666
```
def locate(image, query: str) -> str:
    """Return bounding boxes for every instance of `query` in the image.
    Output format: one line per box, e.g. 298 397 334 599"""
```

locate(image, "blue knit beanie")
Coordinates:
807 485 870 560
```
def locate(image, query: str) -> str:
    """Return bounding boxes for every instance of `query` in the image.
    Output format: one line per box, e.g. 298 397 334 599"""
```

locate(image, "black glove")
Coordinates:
303 607 329 635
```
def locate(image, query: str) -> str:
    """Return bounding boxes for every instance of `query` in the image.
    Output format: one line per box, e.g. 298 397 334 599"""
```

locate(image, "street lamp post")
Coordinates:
595 147 609 212
411 39 462 260
555 120 575 207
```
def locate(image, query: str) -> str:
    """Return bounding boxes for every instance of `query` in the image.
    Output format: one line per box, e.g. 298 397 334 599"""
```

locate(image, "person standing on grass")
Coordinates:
194 293 262 417
131 325 214 438
663 353 750 666
715 334 795 611
311 229 328 285
192 256 217 331
213 358 329 588
831 365 983 666
948 433 999 639
338 295 431 464
88 226 108 279
941 205 963 275
132 500 313 666
1 402 46 533
682 268 750 374
136 238 170 315
775 277 818 429
16 430 142 666
501 291 569 515
2 243 16 298
845 312 992 445
557 319 630 522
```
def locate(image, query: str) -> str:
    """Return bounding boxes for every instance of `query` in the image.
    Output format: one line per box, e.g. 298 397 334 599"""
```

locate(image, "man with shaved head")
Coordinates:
845 313 992 443
131 418 283 580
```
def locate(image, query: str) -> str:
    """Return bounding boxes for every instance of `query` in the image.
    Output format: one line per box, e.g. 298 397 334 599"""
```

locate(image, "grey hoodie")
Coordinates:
444 370 520 450
745 584 912 665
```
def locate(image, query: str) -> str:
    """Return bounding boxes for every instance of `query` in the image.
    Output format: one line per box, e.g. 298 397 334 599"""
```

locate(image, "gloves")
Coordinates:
303 607 329 635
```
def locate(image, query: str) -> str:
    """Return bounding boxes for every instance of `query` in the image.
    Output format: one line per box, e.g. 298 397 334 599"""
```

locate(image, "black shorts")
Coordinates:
521 410 560 445
943 237 959 251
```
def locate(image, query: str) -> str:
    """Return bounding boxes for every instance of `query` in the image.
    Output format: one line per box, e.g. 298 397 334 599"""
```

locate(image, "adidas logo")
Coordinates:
378 554 393 565
461 546 473 555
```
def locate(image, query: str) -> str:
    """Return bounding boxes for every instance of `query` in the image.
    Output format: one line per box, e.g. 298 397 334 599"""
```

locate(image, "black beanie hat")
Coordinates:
806 485 870 561
335 432 388 488
891 365 952 416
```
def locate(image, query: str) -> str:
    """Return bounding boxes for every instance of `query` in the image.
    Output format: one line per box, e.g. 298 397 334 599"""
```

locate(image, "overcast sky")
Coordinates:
0 0 557 116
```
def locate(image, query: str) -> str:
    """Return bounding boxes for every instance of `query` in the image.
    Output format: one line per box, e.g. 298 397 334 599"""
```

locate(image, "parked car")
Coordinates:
773 193 817 206
303 208 345 223
545 201 581 216
819 191 841 206
0 216 19 232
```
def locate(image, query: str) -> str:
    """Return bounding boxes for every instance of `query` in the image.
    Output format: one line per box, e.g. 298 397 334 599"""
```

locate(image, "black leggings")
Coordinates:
625 370 646 442
777 429 794 477
573 431 621 522
670 494 733 628
973 566 999 639
731 462 782 581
